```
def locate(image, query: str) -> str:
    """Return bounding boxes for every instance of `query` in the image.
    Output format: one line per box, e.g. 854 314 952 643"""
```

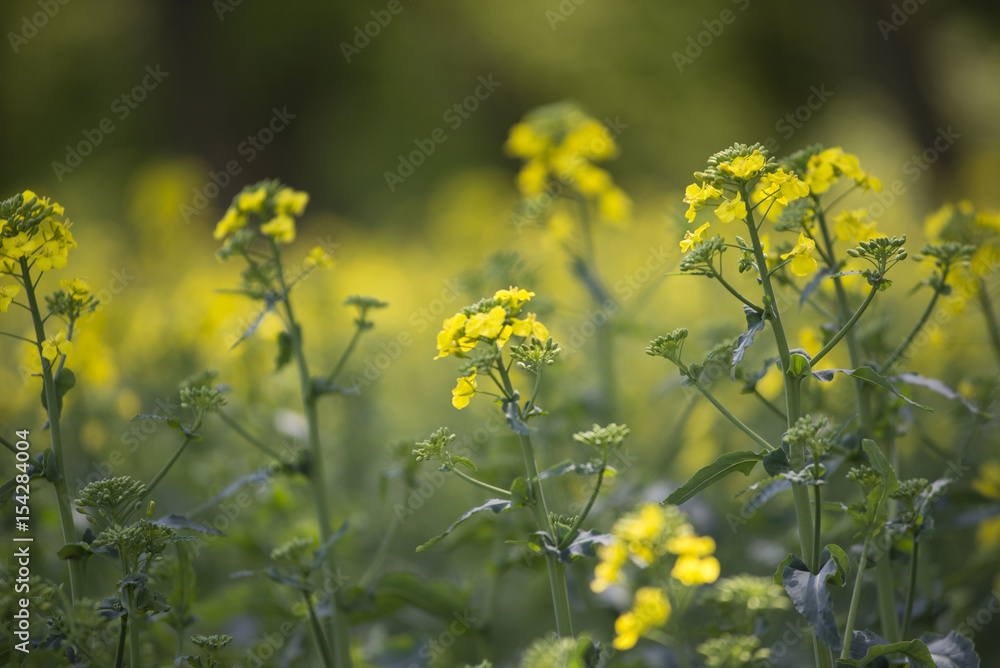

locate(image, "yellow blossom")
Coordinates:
237 187 267 213
1 231 38 259
61 278 91 301
42 328 73 361
591 539 628 593
971 245 1000 279
612 612 642 651
516 160 549 196
683 182 722 222
800 327 824 357
32 240 69 271
304 246 334 269
0 284 20 312
715 193 747 223
665 534 716 557
781 233 818 276
274 188 309 216
834 209 877 244
973 461 1000 500
680 222 710 252
260 214 296 244
671 555 721 586
612 587 671 651
574 165 611 195
758 169 809 206
213 208 246 240
452 370 477 409
465 305 507 340
505 122 549 158
494 287 535 309
720 151 766 180
599 187 631 223
434 313 469 359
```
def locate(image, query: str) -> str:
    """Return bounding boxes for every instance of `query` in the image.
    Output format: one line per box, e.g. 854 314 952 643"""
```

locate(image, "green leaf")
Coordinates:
763 448 791 476
735 476 792 516
155 514 227 536
664 450 763 506
893 372 987 416
230 303 274 350
275 331 292 371
263 566 312 592
347 571 470 625
823 544 850 587
57 542 94 562
731 305 766 379
811 366 931 411
538 530 614 564
416 499 512 552
837 629 934 666
773 553 803 585
923 631 980 668
800 267 834 309
309 521 349 572
40 367 76 414
782 556 843 651
789 352 811 378
502 397 531 435
859 439 900 532
537 460 607 481
510 477 530 509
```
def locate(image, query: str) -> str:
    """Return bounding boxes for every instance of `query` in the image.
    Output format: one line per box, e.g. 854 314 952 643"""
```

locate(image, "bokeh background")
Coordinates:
3 0 1000 665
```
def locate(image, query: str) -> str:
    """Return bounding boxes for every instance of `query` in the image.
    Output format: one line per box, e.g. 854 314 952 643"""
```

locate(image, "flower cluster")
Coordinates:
591 503 721 651
506 103 630 223
434 287 551 409
214 181 309 244
1 191 77 310
802 147 882 195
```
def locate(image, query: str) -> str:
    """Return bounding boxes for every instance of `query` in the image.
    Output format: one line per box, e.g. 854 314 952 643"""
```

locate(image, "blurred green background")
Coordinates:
3 0 1000 665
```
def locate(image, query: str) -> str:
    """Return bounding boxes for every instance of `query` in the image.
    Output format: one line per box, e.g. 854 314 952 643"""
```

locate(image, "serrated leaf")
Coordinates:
732 306 766 379
547 530 614 564
893 372 985 416
275 331 292 371
811 367 931 411
782 556 843 651
416 499 512 552
664 450 764 506
155 514 228 536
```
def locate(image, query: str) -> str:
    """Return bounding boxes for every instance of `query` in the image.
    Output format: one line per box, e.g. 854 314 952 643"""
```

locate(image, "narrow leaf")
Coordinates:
812 366 931 411
894 372 985 416
800 267 833 309
664 450 763 506
838 629 934 666
732 305 766 379
155 514 227 536
416 499 511 552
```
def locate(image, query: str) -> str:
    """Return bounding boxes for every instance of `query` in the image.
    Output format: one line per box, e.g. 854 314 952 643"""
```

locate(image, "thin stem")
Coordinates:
451 467 512 497
812 484 822 578
121 557 141 668
143 432 196 500
686 374 775 452
751 389 786 421
557 465 605 550
810 285 880 367
977 283 1000 368
881 278 946 374
20 257 82 603
841 533 873 659
304 592 336 668
784 377 815 571
0 432 17 454
216 410 284 460
902 539 919 639
709 267 763 313
115 615 127 668
0 330 37 344
326 323 366 385
358 514 401 589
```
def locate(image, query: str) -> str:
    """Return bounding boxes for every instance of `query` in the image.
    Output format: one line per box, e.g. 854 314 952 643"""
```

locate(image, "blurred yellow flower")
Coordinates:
834 209 877 244
505 122 549 159
237 186 267 213
680 222 711 252
591 539 628 593
599 187 631 223
274 187 309 216
666 534 716 558
613 587 671 650
0 284 20 312
213 207 246 240
260 214 296 244
304 246 334 269
672 554 721 586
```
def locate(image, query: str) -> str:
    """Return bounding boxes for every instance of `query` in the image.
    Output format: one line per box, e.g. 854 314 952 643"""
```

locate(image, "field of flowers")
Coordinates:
3 3 1000 668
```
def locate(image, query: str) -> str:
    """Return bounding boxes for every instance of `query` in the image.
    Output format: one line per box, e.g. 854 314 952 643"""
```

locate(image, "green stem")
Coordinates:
358 513 401 589
810 285 879 368
327 323 366 385
304 592 336 668
686 375 775 452
813 483 822 579
451 467 512 497
881 274 947 374
121 558 141 668
557 465 604 550
710 267 763 313
0 432 17 454
216 410 284 460
143 431 198 500
273 244 352 668
902 539 919 639
841 533 873 658
752 389 786 421
977 283 1000 368
20 257 82 603
114 615 127 668
784 377 816 571
495 361 573 636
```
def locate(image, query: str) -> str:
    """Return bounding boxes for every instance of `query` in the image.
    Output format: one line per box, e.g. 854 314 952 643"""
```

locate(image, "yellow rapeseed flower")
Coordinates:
516 160 549 196
213 208 246 240
304 246 334 269
1 231 38 259
42 328 73 361
505 122 549 159
452 370 477 409
680 222 711 252
715 193 748 223
599 187 631 223
671 554 721 586
434 313 470 359
665 534 716 558
237 187 268 213
781 233 818 276
260 214 296 244
591 539 628 593
0 284 20 312
61 278 91 301
465 305 507 340
274 188 309 216
719 151 766 180
683 183 723 222
612 587 671 650
834 209 878 244
494 287 535 309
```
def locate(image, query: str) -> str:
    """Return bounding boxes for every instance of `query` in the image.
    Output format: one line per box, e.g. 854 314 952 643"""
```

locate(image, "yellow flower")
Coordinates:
274 188 309 216
973 461 1000 500
237 187 268 213
834 209 877 244
614 504 666 545
304 246 334 269
452 370 477 409
758 169 809 205
719 151 766 180
1 231 38 259
671 555 721 586
683 183 722 222
22 190 64 215
715 193 747 223
511 312 548 340
0 284 20 312
42 328 73 362
599 187 631 223
612 588 671 651
591 539 628 593
434 313 469 359
781 233 818 276
971 245 1000 279
665 534 716 558
680 222 711 252
805 147 878 195
516 160 549 196
505 122 549 158
260 214 296 244
32 240 69 271
612 612 642 651
494 287 535 309
61 278 91 301
465 305 507 340
213 207 246 240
